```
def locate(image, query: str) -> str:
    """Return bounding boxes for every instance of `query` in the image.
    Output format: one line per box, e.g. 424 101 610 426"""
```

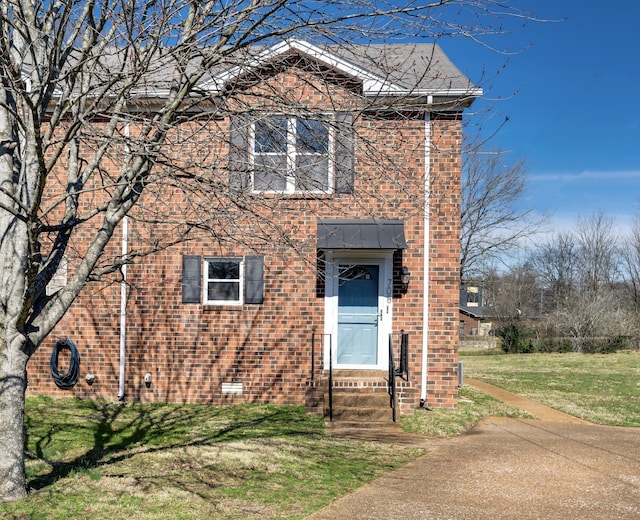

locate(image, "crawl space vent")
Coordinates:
221 382 243 394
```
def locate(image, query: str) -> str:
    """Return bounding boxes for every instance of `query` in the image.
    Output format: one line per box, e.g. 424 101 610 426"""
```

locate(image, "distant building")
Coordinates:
460 285 494 336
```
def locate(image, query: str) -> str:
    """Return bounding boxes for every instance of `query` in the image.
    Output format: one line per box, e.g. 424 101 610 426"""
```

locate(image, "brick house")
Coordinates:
460 284 495 336
27 39 480 417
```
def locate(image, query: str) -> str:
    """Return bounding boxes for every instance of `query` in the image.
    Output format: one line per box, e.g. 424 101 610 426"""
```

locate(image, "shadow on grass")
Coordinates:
24 399 321 491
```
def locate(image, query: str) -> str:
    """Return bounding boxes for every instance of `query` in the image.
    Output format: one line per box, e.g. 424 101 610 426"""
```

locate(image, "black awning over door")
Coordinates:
317 219 407 249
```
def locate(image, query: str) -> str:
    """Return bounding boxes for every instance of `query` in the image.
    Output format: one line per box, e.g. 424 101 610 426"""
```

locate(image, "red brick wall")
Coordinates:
427 114 463 408
27 65 463 412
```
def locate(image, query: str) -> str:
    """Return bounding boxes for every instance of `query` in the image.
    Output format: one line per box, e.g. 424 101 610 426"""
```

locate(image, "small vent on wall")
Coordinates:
221 382 243 394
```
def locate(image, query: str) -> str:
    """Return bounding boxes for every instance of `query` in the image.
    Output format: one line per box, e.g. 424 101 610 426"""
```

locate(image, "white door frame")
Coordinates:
323 250 394 370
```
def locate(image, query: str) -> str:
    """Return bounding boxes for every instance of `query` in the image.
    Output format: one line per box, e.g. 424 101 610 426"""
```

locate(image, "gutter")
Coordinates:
364 87 484 97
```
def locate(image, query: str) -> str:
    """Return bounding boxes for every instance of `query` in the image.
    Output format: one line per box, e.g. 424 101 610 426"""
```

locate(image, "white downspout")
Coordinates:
420 112 431 407
118 216 128 400
118 121 130 400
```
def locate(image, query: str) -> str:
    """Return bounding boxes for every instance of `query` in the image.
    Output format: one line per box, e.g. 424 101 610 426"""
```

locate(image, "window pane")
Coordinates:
206 259 242 303
207 281 240 301
295 155 329 191
254 155 287 191
297 119 328 153
255 116 287 153
208 261 240 280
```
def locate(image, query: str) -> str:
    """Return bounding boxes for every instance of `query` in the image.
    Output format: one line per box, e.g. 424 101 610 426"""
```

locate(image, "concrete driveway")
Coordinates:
306 381 640 520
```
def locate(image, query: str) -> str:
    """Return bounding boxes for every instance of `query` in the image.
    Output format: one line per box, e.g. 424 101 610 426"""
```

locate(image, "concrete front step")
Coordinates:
328 406 394 422
326 388 395 423
325 423 430 447
325 420 402 432
323 372 399 425
329 370 388 378
331 392 390 408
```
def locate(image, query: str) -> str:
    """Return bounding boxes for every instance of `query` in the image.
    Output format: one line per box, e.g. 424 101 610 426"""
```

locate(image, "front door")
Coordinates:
337 264 379 365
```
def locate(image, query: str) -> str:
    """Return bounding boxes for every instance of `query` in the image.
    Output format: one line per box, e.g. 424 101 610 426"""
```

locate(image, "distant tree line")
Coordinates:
473 212 640 353
460 145 640 353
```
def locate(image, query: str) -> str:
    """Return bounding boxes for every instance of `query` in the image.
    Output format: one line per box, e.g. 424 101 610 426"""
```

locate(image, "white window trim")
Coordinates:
250 115 335 194
204 257 244 306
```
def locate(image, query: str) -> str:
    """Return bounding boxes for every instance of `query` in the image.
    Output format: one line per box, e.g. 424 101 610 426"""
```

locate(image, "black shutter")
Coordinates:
334 112 355 194
229 113 251 194
244 255 264 304
182 255 201 303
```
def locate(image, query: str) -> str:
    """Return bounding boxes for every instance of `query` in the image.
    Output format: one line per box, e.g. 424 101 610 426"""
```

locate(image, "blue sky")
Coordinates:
439 0 640 235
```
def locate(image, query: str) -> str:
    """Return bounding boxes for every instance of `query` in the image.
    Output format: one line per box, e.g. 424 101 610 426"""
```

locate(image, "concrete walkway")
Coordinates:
306 380 640 519
465 378 592 424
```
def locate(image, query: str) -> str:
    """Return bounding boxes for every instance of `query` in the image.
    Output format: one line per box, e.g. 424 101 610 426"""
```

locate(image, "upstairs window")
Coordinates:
252 116 331 193
229 112 354 196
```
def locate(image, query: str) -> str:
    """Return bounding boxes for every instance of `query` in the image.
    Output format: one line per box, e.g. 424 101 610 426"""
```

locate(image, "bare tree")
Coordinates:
574 212 620 294
621 215 640 310
485 262 540 319
529 231 577 312
460 146 544 281
528 213 637 347
0 0 537 501
547 288 638 344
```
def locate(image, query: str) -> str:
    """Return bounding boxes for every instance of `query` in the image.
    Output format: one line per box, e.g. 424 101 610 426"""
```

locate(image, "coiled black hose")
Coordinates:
50 338 80 389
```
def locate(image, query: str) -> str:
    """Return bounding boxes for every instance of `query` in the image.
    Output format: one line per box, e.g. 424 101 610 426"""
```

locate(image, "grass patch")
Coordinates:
401 385 533 437
461 350 640 426
5 352 638 516
1 399 423 519
459 346 504 357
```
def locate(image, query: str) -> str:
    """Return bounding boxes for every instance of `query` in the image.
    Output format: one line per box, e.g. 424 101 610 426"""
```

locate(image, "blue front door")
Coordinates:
337 264 379 365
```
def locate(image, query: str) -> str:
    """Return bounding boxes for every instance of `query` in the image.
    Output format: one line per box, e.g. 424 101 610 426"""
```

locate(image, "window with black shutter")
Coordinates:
229 112 354 195
182 255 264 306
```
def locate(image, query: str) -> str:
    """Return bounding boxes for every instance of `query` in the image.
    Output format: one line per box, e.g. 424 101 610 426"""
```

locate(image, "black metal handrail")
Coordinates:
398 331 409 381
388 335 397 422
311 328 333 421
311 328 317 382
328 336 333 422
388 331 409 422
314 329 408 423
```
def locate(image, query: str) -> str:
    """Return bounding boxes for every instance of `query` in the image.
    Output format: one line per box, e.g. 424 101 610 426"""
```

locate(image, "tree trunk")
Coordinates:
0 335 29 502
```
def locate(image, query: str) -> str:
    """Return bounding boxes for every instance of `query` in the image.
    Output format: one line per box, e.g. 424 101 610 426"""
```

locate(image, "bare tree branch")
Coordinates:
460 145 544 280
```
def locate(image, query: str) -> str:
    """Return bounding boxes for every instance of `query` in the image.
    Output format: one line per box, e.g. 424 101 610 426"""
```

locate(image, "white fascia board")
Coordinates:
363 87 483 98
204 38 401 94
288 39 400 92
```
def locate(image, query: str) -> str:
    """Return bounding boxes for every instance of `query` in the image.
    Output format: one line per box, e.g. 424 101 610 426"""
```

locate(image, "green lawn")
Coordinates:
0 386 538 519
2 351 638 518
461 350 640 426
401 384 533 436
3 400 423 520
